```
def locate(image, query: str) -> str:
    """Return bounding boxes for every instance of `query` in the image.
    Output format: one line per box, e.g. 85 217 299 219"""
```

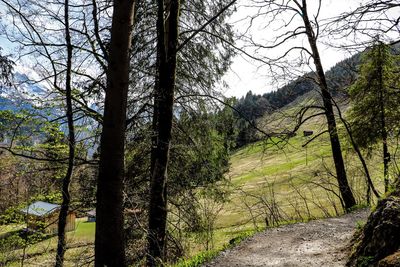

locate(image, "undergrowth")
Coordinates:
170 229 256 267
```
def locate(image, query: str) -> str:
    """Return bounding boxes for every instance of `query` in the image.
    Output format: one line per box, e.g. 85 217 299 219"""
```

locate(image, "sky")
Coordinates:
220 0 368 98
0 35 13 53
0 0 398 99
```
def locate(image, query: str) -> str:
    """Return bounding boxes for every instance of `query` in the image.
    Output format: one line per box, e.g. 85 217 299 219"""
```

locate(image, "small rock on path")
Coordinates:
205 209 369 267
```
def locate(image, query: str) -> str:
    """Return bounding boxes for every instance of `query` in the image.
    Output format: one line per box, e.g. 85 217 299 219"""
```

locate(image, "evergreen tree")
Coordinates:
348 41 400 192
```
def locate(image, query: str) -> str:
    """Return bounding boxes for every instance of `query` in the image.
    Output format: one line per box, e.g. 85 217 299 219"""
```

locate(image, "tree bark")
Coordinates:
300 0 356 211
377 43 390 192
95 0 136 266
147 0 180 265
55 1 75 266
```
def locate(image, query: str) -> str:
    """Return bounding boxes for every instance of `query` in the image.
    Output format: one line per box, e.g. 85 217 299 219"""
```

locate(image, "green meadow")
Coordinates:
1 97 390 266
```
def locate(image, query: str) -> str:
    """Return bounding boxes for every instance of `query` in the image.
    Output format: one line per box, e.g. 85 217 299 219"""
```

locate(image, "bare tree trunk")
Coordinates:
55 1 75 265
95 0 136 266
147 0 180 265
299 0 356 211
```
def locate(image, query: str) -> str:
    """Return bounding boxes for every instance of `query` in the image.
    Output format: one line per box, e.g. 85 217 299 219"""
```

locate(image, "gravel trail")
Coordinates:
205 209 369 267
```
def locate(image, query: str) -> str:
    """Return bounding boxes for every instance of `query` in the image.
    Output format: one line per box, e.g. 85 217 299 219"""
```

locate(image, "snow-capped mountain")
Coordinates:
0 68 50 111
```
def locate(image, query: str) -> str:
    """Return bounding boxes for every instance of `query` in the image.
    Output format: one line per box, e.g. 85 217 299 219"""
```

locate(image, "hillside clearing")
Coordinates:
205 209 369 267
184 94 386 257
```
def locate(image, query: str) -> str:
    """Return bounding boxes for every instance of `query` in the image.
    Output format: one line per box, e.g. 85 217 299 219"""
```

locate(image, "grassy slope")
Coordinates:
1 92 390 266
3 218 95 266
192 91 386 256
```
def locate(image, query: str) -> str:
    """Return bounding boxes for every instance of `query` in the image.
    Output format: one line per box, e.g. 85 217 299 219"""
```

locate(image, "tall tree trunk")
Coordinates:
300 0 356 211
95 0 136 266
147 0 180 265
55 1 75 266
377 44 390 192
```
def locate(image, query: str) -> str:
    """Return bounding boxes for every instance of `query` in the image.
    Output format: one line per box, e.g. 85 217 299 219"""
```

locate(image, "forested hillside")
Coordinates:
0 0 399 267
233 53 361 147
235 52 359 116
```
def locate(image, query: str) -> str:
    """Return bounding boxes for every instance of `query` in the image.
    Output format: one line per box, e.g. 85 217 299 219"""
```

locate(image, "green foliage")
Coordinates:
0 232 26 252
0 206 25 225
348 41 400 149
357 255 375 267
0 110 67 155
124 102 237 262
0 229 48 253
355 220 366 230
233 91 267 147
168 102 236 192
170 229 256 267
125 101 236 194
226 229 255 246
171 250 220 267
32 192 63 204
0 109 69 208
165 104 235 244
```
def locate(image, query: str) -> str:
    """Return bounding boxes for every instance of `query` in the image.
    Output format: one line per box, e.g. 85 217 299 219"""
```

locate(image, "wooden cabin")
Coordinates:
87 209 96 222
20 201 76 234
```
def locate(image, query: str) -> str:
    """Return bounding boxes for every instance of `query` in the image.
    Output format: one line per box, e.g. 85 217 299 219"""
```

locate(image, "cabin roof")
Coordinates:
87 209 96 217
20 201 60 217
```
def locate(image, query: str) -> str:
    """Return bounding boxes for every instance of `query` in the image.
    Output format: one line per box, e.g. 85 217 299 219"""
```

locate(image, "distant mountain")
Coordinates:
0 70 48 112
13 72 47 95
0 93 34 111
236 42 400 117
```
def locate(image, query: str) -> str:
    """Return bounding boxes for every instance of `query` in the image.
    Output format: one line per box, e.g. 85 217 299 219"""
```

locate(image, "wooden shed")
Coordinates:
20 201 76 234
87 209 96 222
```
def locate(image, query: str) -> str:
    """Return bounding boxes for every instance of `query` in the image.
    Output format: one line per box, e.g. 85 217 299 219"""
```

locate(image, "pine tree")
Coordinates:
348 41 400 192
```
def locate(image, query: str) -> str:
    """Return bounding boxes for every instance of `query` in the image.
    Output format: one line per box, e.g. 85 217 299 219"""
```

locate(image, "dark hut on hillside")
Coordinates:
303 130 313 137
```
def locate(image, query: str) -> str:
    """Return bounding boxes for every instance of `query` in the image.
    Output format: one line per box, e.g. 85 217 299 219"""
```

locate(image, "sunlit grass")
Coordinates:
182 100 388 263
2 95 393 266
67 218 95 242
2 218 95 266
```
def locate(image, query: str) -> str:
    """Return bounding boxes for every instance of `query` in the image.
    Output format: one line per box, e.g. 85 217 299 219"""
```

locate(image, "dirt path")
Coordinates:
205 209 369 267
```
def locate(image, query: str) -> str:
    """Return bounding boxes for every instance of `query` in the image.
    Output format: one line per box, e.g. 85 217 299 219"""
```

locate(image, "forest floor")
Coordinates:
204 209 369 267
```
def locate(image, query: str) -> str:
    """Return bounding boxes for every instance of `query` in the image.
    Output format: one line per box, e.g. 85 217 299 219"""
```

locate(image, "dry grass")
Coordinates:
199 94 388 255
